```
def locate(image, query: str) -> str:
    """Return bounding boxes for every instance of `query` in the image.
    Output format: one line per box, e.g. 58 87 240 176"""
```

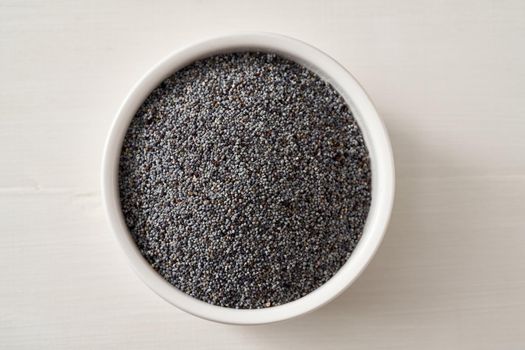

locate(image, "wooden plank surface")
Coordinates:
1 0 524 348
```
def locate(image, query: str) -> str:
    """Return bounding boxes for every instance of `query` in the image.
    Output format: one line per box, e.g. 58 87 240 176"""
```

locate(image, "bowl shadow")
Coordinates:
219 115 472 347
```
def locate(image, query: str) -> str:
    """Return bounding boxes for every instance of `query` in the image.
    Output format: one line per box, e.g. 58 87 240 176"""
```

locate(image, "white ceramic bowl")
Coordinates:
102 33 395 325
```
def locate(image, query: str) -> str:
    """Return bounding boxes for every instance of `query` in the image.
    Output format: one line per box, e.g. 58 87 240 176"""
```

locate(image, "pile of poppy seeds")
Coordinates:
119 52 372 309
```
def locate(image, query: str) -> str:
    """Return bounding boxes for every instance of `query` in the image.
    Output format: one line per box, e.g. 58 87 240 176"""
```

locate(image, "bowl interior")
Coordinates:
101 33 395 325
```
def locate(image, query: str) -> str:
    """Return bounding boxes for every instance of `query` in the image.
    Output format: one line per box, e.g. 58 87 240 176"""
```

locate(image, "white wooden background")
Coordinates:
2 0 525 348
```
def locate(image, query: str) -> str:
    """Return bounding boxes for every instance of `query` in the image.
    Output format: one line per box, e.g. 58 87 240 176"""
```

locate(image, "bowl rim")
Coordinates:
101 32 395 325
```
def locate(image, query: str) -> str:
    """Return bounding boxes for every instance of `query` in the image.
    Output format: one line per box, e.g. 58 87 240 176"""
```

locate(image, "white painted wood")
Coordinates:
1 0 524 348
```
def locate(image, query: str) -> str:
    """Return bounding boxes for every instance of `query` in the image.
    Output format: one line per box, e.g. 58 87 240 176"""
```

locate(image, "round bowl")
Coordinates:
101 32 395 325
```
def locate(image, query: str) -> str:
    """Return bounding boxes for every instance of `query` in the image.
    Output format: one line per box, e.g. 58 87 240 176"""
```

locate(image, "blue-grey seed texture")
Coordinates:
119 52 372 309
